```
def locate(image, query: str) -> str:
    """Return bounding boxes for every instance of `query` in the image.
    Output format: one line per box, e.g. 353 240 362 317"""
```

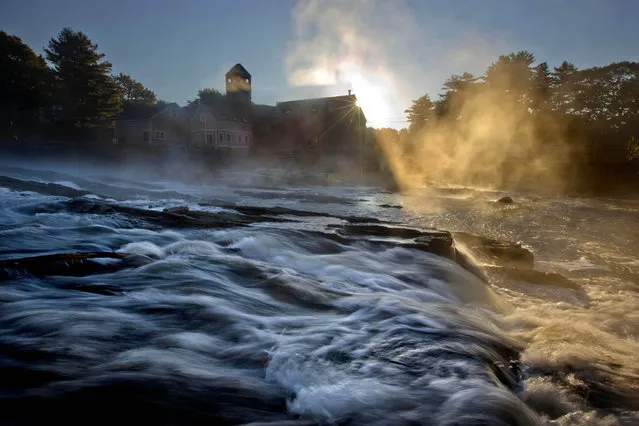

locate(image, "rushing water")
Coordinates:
0 160 637 426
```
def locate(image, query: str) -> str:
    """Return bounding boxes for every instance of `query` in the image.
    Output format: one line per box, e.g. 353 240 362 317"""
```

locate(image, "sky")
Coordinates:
3 0 639 128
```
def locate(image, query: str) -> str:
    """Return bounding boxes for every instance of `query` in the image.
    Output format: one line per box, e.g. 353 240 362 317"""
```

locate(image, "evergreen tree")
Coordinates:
45 28 121 127
485 51 536 107
531 62 551 112
0 31 51 137
404 94 435 133
435 72 480 118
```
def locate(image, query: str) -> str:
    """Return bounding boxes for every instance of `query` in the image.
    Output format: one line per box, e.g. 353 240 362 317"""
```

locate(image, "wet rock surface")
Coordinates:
0 252 128 280
2 176 573 291
497 196 514 204
453 232 534 269
485 266 580 290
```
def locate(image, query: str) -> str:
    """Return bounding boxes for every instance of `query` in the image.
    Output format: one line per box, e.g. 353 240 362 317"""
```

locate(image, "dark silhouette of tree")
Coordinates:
549 61 578 115
485 51 536 107
435 72 481 118
405 94 435 133
187 88 225 108
114 73 157 106
0 31 51 138
531 62 551 112
45 28 121 127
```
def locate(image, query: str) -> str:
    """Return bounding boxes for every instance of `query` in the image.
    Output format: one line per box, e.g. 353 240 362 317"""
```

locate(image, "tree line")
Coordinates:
0 28 226 141
374 51 639 193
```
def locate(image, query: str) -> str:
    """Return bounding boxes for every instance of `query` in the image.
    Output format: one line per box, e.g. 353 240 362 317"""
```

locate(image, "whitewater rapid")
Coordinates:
0 162 637 426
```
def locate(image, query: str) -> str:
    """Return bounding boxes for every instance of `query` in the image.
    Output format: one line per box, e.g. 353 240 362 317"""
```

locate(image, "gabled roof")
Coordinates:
276 94 357 108
118 102 181 120
193 102 250 124
226 63 251 79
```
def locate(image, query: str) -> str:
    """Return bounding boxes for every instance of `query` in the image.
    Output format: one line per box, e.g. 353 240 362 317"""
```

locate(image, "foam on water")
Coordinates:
0 165 637 425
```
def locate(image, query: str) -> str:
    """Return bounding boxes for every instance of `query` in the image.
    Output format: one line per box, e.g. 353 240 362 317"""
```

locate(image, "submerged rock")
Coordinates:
453 232 534 269
379 204 403 209
163 206 189 214
65 282 125 296
497 196 514 204
0 252 128 280
485 266 579 290
333 224 424 239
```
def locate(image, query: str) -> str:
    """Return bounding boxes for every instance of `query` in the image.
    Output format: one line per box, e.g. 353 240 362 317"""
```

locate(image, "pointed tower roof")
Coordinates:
225 63 251 79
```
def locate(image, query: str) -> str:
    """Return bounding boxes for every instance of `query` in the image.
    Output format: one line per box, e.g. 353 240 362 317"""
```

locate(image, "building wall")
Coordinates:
116 105 189 146
190 104 252 150
115 119 150 145
150 108 189 145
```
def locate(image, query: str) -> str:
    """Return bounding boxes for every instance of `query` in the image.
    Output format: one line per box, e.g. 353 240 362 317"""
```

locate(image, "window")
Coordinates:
237 134 241 142
143 130 149 142
200 114 206 122
245 78 249 84
244 135 249 143
227 78 232 83
172 109 179 118
219 132 224 142
226 133 231 142
154 130 166 140
206 131 213 145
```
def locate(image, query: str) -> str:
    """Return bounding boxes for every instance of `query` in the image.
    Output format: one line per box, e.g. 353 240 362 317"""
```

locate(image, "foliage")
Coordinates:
187 88 225 108
404 95 435 134
0 31 52 137
45 27 122 127
629 137 639 161
114 73 157 106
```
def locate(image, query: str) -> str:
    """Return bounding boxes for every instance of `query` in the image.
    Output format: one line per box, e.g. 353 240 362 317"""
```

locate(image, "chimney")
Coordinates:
348 89 351 96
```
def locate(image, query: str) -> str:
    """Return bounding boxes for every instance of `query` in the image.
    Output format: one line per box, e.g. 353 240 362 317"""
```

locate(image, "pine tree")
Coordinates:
0 31 51 137
404 95 435 134
45 28 121 127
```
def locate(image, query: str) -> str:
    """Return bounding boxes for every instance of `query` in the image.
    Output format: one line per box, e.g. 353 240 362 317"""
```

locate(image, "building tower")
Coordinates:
225 63 252 106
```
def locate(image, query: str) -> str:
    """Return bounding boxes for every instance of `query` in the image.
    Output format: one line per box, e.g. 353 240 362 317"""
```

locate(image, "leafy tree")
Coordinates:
187 88 225 108
405 94 435 133
45 27 121 127
0 31 51 137
114 73 157 105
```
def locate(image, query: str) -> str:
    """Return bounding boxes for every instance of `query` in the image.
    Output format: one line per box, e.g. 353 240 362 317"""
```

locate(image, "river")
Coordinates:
0 159 637 425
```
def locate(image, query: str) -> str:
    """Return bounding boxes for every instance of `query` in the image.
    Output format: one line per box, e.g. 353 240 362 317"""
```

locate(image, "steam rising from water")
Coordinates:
287 1 581 192
286 0 418 127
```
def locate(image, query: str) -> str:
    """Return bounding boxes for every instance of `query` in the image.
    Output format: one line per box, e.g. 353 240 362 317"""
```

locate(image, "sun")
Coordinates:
343 67 393 128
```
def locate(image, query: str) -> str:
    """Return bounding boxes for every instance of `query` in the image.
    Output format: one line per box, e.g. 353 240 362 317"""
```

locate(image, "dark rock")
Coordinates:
410 231 455 259
199 198 236 207
67 199 115 214
496 196 514 204
485 266 579 290
453 232 534 268
0 252 128 280
66 199 285 228
333 224 424 239
453 248 488 281
379 204 403 209
234 190 354 205
163 206 189 214
0 176 91 198
65 283 125 296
